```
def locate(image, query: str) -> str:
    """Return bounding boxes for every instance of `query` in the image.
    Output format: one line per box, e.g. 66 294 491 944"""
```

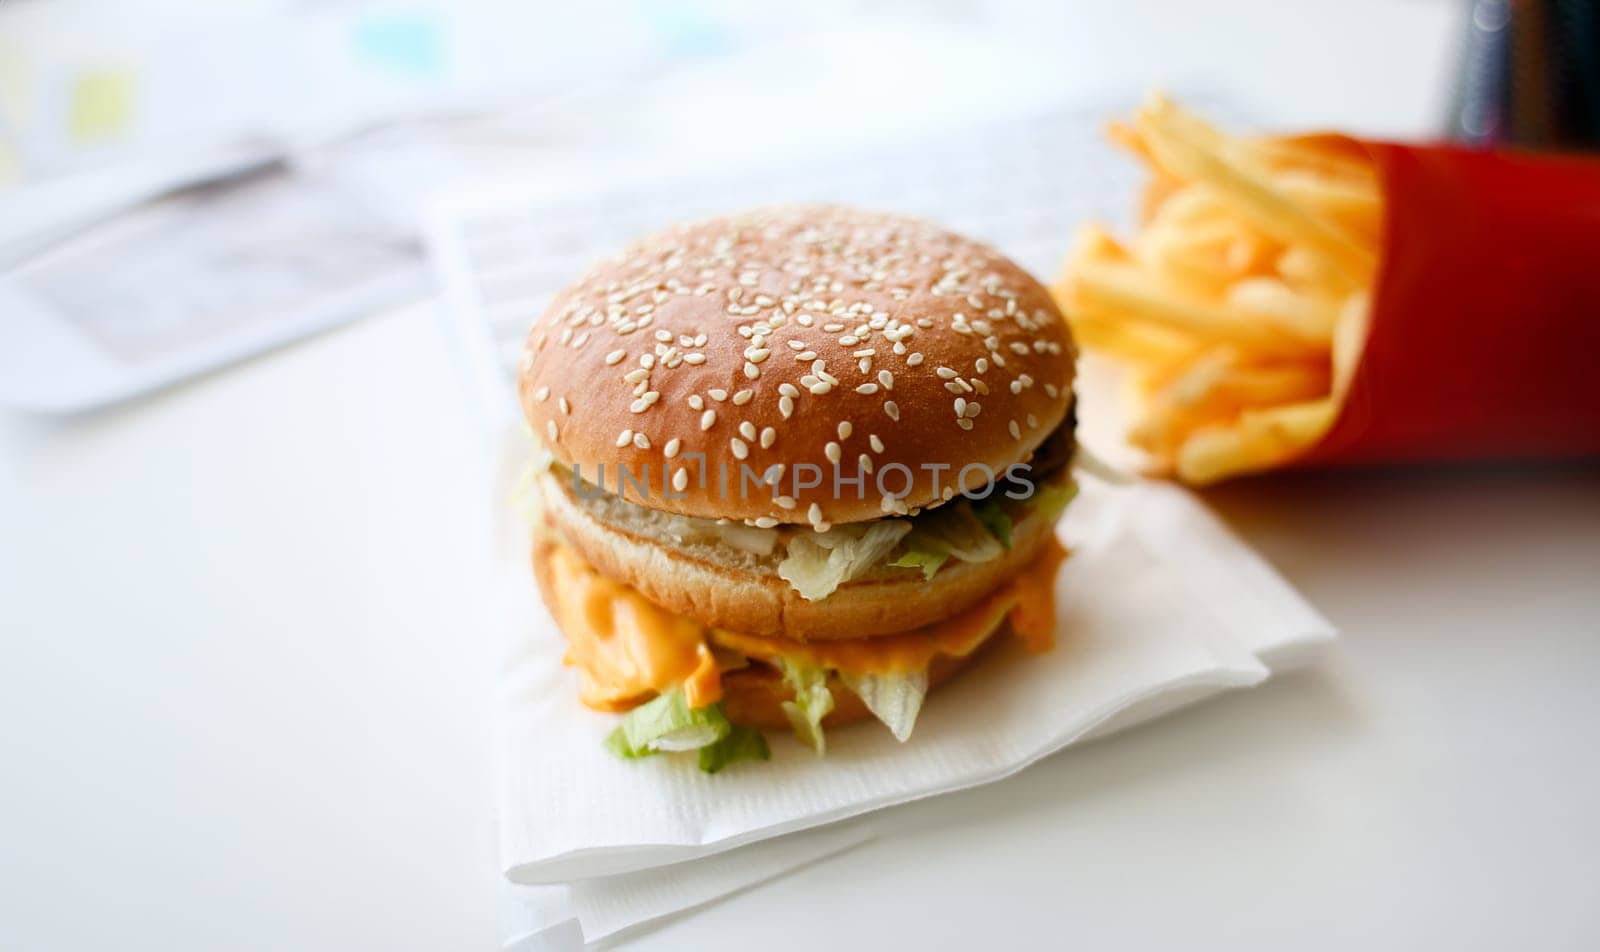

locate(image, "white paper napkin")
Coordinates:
493 434 1334 946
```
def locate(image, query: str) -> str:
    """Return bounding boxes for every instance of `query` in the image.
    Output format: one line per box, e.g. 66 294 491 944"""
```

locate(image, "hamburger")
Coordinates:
518 205 1077 771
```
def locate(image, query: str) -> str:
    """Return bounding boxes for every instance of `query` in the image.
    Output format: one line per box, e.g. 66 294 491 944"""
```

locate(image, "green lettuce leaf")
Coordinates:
889 544 950 580
1030 476 1080 523
971 497 1014 549
698 724 771 773
890 500 1005 579
778 519 912 601
604 689 730 758
778 659 835 754
840 669 929 742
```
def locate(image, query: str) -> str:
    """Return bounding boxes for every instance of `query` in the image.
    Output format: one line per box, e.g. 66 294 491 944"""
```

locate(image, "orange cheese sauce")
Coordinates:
541 537 1067 711
543 543 721 712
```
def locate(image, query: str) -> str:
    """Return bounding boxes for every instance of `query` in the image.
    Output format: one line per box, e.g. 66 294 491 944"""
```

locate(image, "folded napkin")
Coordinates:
493 434 1334 946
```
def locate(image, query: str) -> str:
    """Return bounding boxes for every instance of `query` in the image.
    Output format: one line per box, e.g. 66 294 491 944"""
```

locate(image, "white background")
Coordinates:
5 2 1599 949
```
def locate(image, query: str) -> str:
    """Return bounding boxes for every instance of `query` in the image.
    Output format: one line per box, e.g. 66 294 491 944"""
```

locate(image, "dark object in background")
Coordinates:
1451 0 1600 149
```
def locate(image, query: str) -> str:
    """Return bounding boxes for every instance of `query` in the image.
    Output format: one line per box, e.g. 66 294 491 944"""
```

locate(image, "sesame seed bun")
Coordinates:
538 468 1062 641
518 205 1076 527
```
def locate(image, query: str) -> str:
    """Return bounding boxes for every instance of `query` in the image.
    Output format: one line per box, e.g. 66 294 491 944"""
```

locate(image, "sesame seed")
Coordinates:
709 389 728 401
664 438 681 458
966 401 981 418
837 421 853 440
1027 413 1038 428
797 350 817 361
654 329 672 343
807 503 824 525
884 401 900 421
640 353 656 369
743 362 761 379
739 421 757 440
700 410 717 430
878 370 894 390
779 383 799 398
615 429 633 447
688 394 705 410
776 495 797 510
858 453 873 473
936 366 958 379
604 349 626 366
746 348 770 363
760 426 777 448
954 397 967 417
733 389 754 406
907 352 924 366
558 396 570 415
534 385 550 402
731 438 749 459
546 420 558 441
1045 383 1060 399
623 369 648 384
633 432 650 449
869 434 885 453
824 441 842 464
855 383 880 395
755 517 779 529
684 353 706 365
672 468 690 492
957 418 974 430
779 395 795 419
808 381 834 395
1008 420 1021 439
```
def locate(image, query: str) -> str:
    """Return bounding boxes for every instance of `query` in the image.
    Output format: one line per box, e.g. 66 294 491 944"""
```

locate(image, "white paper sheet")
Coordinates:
492 431 1335 945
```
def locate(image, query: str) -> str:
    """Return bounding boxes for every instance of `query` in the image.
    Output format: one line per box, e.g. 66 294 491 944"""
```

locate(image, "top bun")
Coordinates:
518 205 1075 527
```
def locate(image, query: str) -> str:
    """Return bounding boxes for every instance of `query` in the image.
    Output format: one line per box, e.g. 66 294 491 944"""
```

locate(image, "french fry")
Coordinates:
1176 400 1337 484
1053 96 1382 483
1133 94 1377 290
1068 256 1324 357
1276 172 1383 245
1068 310 1200 367
1275 245 1345 291
1243 135 1377 184
1224 277 1342 342
1164 354 1332 417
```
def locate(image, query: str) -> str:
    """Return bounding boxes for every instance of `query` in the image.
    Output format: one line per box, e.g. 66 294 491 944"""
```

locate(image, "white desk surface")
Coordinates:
7 2 1599 949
